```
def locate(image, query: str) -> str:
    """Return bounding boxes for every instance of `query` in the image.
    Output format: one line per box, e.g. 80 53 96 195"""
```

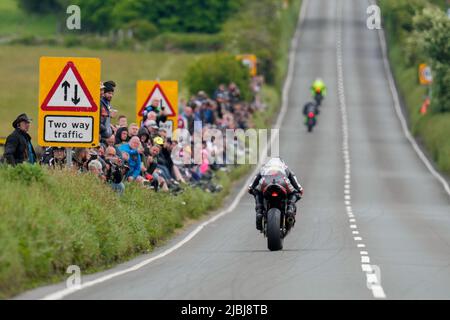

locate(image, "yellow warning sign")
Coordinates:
38 57 100 148
236 54 257 77
136 81 178 138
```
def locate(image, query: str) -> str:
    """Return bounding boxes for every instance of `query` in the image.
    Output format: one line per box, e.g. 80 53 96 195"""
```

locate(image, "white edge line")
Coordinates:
41 0 310 301
375 0 450 198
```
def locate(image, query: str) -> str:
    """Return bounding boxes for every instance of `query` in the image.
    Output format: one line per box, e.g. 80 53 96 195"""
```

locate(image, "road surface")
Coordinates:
18 0 450 300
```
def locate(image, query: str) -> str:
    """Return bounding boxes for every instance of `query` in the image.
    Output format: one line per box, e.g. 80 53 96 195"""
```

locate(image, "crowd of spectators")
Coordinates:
3 76 266 196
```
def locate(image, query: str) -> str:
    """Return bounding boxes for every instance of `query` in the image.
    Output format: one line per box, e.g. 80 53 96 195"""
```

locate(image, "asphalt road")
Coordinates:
18 0 450 300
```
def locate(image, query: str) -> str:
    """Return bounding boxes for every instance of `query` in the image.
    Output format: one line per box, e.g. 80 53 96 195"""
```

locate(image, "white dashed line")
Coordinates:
336 0 386 299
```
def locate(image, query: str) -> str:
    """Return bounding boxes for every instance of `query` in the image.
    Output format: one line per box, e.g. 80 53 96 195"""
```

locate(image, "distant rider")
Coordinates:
248 158 304 231
310 78 327 98
303 101 320 124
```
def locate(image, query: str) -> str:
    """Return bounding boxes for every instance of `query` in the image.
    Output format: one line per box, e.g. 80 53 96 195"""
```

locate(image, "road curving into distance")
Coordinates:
17 0 450 300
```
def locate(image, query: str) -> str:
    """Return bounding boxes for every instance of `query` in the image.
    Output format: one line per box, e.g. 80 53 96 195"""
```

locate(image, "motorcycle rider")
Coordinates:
310 78 327 98
303 101 320 124
248 157 304 231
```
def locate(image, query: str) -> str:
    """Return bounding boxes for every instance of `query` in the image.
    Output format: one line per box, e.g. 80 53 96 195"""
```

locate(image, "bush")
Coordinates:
410 7 450 112
125 20 159 41
185 53 251 100
4 163 46 185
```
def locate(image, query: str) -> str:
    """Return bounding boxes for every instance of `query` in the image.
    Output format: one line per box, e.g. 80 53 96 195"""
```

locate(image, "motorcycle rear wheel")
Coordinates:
267 208 283 251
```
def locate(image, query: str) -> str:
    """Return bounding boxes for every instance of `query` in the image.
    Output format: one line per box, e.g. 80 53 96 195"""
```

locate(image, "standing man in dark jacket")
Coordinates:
3 113 36 165
100 81 117 142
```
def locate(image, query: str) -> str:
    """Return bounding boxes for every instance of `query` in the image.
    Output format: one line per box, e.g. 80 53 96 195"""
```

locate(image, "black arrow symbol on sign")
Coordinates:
72 84 80 105
61 81 70 101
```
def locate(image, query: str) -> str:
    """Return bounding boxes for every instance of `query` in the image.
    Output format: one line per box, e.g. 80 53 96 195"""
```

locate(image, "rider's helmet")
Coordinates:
261 157 288 176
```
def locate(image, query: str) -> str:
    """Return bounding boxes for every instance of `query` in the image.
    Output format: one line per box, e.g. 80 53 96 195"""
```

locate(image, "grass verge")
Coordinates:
0 0 302 299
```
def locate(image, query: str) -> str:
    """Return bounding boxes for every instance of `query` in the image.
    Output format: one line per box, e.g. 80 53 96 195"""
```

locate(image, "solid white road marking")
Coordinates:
372 0 450 198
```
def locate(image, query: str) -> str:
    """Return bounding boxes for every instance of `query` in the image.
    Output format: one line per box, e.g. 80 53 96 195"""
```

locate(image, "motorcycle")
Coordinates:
305 111 317 132
314 90 323 106
261 182 294 251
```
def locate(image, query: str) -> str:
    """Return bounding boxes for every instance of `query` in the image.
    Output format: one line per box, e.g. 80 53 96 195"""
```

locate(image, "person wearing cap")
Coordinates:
146 120 160 140
100 80 117 141
3 113 36 165
48 147 66 169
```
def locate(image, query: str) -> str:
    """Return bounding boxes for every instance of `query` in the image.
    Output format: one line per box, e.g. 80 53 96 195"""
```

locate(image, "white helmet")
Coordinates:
261 157 287 175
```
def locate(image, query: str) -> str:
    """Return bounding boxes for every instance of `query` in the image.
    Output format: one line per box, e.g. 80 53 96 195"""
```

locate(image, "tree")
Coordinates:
185 53 251 101
17 0 67 14
410 7 450 112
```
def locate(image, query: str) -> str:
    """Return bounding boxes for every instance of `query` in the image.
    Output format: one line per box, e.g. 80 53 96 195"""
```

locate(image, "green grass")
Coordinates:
0 45 206 141
0 0 57 38
0 0 302 299
0 163 239 299
275 0 303 89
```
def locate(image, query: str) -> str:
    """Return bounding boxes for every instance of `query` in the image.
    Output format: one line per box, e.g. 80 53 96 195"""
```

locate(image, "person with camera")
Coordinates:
104 146 126 194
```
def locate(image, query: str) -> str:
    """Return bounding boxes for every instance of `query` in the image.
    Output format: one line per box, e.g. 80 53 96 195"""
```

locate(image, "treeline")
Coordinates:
380 0 449 113
18 0 241 34
379 0 450 174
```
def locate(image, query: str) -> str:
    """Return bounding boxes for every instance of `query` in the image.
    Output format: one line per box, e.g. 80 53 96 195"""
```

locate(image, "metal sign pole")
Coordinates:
66 147 72 168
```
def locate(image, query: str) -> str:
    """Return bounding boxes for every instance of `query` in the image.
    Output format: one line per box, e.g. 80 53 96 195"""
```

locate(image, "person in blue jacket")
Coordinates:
119 136 144 183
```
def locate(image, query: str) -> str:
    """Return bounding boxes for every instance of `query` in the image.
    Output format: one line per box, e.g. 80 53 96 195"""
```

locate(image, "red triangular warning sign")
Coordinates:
138 83 175 117
41 61 98 112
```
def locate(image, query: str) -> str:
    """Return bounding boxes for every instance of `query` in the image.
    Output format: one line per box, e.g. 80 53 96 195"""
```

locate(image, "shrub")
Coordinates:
125 20 159 41
185 53 251 100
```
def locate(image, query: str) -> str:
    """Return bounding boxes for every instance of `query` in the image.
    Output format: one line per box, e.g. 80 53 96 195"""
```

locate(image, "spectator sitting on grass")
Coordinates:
88 159 105 181
48 147 66 169
104 134 122 159
115 127 129 146
128 123 139 138
117 115 128 128
119 136 144 183
145 120 160 140
104 146 125 195
138 127 151 156
73 148 90 172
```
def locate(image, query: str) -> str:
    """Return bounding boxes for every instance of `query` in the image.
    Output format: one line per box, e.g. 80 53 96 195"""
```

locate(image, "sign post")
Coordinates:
418 63 433 114
136 81 178 138
38 57 101 158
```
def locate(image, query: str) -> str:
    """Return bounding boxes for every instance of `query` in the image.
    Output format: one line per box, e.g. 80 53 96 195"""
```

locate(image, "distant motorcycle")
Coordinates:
314 91 323 106
306 110 317 132
261 181 294 251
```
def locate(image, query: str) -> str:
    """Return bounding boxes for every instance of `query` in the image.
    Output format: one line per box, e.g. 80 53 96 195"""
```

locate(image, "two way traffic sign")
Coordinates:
38 57 100 148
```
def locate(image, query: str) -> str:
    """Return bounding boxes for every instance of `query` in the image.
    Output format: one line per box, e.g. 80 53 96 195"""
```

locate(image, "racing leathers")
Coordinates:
248 158 304 231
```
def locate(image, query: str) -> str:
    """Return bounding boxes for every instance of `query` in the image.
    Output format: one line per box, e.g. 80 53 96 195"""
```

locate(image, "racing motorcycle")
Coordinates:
314 89 324 106
260 180 295 251
305 110 317 132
